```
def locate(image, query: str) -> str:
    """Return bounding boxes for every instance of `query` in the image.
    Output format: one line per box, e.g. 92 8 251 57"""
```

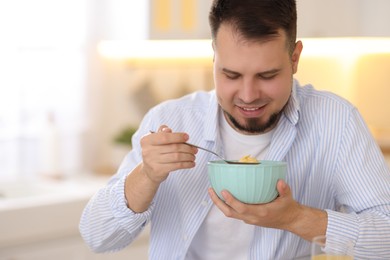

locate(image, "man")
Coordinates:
80 0 390 259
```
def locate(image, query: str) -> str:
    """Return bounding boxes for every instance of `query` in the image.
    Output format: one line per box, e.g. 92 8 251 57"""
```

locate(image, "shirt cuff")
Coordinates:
325 209 359 245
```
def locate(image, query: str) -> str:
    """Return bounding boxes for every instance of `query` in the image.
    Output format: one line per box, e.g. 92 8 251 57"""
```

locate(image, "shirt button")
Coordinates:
183 234 188 241
201 200 208 207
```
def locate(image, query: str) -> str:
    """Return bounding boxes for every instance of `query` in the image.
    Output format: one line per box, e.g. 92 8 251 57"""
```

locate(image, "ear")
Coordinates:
291 40 303 74
212 40 216 62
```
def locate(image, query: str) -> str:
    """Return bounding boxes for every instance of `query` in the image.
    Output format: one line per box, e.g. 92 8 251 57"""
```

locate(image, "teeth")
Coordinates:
242 107 259 111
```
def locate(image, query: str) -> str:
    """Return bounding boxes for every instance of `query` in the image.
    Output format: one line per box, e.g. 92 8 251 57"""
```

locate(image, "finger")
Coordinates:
220 190 249 214
159 143 198 155
208 188 226 206
152 160 196 174
152 131 189 146
170 161 196 170
154 149 197 164
221 190 235 205
208 188 236 217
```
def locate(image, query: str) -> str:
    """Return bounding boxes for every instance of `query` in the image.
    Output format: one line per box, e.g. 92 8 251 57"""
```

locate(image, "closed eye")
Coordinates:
258 73 277 80
257 69 281 80
225 73 240 80
222 68 240 80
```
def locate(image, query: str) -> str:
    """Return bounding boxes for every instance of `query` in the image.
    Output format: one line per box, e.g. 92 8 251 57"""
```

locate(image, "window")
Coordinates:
0 0 88 178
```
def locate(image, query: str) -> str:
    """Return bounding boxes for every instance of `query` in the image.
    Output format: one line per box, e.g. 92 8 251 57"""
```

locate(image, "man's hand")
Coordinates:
208 179 327 241
140 125 198 184
125 125 197 213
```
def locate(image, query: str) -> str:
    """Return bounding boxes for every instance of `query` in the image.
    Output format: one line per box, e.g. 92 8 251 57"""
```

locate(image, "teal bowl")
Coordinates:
207 160 287 204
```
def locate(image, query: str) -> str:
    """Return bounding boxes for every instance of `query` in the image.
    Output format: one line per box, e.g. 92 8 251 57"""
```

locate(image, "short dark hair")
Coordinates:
209 0 297 54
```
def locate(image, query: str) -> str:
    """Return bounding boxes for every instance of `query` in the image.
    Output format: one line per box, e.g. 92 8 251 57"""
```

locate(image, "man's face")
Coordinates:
213 23 302 134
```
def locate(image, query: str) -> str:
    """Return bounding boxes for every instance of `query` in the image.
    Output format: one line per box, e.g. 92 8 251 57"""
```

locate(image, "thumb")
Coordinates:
158 125 172 133
276 179 290 198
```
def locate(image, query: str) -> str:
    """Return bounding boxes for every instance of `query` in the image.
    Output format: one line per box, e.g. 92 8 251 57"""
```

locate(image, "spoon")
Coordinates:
149 130 259 165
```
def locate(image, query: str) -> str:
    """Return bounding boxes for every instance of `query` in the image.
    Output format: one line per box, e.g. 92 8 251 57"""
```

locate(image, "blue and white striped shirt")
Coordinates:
79 80 390 259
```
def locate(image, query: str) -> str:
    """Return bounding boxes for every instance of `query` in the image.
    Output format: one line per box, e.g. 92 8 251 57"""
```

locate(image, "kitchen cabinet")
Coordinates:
149 0 212 39
96 0 390 41
149 0 390 39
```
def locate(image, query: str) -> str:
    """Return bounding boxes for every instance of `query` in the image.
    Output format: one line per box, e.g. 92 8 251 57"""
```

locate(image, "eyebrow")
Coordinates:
222 67 281 77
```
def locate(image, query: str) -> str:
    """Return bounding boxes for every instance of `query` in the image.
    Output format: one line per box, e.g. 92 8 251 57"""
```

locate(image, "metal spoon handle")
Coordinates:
184 142 224 160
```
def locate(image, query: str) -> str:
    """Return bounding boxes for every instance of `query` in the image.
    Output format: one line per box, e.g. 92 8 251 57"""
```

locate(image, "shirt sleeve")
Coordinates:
79 115 157 253
325 108 390 259
79 167 154 253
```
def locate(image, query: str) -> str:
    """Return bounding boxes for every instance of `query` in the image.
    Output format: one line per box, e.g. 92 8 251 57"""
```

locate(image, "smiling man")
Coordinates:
80 0 390 259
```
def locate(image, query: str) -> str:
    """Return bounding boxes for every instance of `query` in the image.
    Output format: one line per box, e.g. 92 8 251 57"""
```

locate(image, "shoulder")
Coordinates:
298 83 353 107
296 82 356 116
293 82 362 137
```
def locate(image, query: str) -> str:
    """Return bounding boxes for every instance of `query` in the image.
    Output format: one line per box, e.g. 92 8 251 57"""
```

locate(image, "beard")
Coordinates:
223 109 282 134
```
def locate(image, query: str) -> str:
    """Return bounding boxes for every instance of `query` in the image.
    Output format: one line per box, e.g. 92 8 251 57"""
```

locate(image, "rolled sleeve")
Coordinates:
109 174 154 232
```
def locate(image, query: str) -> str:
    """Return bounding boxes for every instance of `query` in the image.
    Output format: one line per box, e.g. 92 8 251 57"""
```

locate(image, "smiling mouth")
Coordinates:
236 104 267 117
238 104 267 111
240 107 261 111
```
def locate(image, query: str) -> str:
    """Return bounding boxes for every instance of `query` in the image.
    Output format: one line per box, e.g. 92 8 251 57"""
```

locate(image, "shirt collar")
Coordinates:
203 90 220 142
283 79 301 126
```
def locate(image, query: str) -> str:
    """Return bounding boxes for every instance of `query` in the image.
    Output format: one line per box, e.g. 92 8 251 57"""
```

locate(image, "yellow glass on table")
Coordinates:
311 235 354 260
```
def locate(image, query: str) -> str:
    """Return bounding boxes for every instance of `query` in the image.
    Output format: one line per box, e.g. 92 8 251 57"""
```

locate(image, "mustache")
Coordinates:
234 98 270 107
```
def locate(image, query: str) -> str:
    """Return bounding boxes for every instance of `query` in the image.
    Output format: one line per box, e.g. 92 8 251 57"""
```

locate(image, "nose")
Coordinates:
239 78 259 103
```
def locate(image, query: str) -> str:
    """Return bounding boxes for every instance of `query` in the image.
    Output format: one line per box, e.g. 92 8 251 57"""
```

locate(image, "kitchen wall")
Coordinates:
297 0 390 37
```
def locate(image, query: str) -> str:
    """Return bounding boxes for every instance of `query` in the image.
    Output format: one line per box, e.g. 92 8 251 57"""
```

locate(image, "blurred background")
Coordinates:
0 0 390 259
